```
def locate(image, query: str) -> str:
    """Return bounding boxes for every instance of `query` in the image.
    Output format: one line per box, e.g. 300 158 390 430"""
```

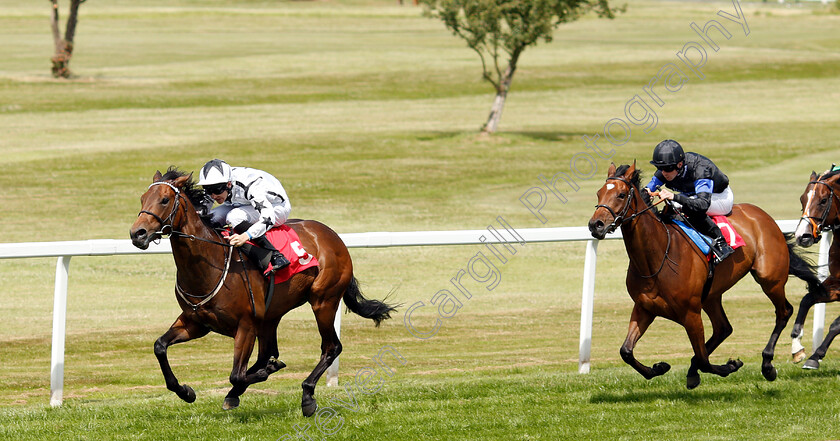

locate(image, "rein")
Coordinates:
138 181 234 309
139 181 233 248
596 176 674 279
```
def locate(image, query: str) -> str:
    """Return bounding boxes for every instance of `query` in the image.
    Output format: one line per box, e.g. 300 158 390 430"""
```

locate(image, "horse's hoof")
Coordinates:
302 396 317 417
686 375 701 389
803 359 821 370
652 362 671 376
268 357 287 374
792 348 807 364
762 365 778 382
179 385 196 403
728 359 744 372
222 396 240 411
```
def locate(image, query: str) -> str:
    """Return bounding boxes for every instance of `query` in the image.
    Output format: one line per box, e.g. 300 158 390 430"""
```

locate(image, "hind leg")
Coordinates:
752 271 794 381
301 294 343 417
688 297 734 387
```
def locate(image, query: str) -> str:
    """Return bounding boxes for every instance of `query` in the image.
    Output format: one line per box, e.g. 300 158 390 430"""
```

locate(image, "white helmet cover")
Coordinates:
198 159 231 186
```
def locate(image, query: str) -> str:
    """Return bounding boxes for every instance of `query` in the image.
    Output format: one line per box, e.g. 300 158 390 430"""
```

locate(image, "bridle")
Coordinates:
594 175 675 278
800 178 840 238
137 181 233 310
138 181 183 238
595 176 663 234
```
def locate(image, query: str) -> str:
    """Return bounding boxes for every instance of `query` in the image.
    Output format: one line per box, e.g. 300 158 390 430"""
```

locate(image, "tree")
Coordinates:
50 0 87 78
420 0 621 134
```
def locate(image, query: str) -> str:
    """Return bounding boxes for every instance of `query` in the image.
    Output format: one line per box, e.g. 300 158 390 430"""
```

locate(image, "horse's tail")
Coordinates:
785 233 826 298
343 277 399 327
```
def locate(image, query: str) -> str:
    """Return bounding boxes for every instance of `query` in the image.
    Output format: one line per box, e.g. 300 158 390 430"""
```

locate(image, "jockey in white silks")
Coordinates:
198 159 292 275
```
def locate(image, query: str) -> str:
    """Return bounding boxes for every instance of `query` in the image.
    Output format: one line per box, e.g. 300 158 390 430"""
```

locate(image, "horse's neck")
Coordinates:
170 202 227 289
620 198 668 272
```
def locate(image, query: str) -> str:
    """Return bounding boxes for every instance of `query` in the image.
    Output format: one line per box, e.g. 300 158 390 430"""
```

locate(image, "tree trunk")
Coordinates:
50 0 83 79
481 50 521 135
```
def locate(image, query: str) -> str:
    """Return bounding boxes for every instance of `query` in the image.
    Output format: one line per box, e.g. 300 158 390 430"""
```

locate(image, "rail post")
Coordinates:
50 256 71 407
579 239 598 374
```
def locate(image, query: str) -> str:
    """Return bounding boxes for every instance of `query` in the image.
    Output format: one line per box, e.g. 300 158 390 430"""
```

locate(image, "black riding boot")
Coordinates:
234 222 290 275
699 216 734 264
250 234 291 274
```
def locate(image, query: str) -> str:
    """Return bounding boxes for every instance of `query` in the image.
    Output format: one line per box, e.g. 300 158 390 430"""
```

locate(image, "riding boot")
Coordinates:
250 234 291 275
699 216 734 264
233 221 290 276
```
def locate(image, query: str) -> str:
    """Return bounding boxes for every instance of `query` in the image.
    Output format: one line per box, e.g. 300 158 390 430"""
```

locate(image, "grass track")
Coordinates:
2 0 840 439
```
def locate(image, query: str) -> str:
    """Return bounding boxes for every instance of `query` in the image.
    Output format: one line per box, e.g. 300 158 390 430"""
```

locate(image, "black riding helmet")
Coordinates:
650 139 685 167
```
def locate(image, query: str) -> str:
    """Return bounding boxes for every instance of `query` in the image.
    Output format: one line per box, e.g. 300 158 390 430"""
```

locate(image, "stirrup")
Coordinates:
263 252 290 276
712 240 734 264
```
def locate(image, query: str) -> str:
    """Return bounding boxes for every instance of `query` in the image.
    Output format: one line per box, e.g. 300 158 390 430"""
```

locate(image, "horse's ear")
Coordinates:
627 160 637 176
607 162 616 177
173 172 193 188
811 171 819 181
153 170 163 182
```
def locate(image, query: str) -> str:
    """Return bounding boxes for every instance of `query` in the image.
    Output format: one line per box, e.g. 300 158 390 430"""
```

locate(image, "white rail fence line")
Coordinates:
0 220 826 407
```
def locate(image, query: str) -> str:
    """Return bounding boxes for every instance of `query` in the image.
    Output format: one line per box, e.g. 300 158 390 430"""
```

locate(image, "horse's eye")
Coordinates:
819 198 828 205
617 193 627 199
161 197 170 205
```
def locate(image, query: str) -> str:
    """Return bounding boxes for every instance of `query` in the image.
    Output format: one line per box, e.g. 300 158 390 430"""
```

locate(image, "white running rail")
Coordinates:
0 219 824 406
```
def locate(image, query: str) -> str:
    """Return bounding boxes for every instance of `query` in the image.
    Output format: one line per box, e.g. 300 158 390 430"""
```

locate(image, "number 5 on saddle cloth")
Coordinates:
223 225 319 284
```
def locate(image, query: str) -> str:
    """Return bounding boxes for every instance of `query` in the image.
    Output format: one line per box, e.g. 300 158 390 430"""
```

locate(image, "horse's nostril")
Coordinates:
133 229 147 239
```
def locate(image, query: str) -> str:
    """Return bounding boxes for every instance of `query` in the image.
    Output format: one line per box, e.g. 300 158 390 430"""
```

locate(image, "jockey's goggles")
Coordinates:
204 183 228 195
656 164 679 172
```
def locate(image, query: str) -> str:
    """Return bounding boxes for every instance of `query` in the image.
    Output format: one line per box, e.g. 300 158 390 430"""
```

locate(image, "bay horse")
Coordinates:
588 162 823 388
129 168 397 416
791 168 840 368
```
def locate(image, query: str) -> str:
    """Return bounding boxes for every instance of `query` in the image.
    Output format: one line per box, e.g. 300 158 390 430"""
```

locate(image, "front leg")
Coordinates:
154 313 210 403
223 322 258 410
803 314 840 370
619 303 670 379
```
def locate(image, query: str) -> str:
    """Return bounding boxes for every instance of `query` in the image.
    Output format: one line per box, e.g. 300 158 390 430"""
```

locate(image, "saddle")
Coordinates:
223 225 320 316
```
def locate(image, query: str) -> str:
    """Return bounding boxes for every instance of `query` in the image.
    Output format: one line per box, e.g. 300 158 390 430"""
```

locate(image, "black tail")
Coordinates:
343 277 399 327
786 234 826 298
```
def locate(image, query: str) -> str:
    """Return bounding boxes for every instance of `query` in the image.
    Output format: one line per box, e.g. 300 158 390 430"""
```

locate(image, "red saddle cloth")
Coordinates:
712 215 746 250
263 225 319 284
223 225 320 284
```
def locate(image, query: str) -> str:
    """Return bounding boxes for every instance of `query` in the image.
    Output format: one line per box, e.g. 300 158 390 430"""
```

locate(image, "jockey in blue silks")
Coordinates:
644 140 735 264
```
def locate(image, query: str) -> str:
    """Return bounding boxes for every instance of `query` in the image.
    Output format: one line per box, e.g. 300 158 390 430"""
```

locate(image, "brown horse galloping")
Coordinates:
791 168 840 368
129 168 397 416
588 162 822 388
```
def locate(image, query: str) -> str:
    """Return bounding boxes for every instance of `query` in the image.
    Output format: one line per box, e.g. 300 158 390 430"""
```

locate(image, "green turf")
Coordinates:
2 0 840 439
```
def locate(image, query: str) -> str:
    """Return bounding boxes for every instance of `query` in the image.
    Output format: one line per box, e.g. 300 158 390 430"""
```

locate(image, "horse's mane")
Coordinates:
612 164 652 206
161 166 215 227
819 168 840 181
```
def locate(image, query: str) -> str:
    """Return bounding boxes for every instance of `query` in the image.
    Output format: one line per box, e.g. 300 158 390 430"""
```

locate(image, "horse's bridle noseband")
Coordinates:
801 179 840 238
